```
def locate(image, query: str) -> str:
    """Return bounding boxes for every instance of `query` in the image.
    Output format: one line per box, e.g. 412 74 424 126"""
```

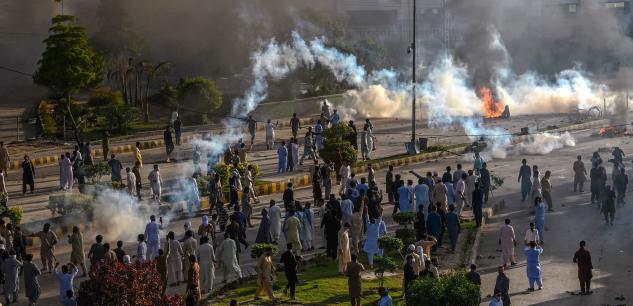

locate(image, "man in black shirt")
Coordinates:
466 264 481 286
280 243 299 300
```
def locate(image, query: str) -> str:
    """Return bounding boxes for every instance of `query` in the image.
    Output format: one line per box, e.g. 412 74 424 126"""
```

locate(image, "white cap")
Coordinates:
416 246 423 254
408 244 416 251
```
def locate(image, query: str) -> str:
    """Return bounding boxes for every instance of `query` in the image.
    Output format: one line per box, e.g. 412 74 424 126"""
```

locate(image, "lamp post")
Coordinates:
408 0 417 153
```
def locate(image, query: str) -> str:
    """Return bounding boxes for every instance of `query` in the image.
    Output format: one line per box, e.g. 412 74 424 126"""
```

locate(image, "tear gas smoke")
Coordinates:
513 132 576 155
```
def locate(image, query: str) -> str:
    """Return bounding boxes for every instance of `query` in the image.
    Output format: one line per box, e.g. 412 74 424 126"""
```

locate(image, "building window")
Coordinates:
605 2 625 8
568 4 577 13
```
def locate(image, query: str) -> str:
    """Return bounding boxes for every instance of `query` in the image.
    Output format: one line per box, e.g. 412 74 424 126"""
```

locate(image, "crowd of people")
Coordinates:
0 108 623 306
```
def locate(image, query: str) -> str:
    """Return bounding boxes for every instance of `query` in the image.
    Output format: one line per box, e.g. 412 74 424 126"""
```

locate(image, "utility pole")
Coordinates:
410 0 417 153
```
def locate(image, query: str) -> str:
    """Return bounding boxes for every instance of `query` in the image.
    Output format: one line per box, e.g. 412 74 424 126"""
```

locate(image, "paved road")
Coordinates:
0 113 609 305
476 131 633 305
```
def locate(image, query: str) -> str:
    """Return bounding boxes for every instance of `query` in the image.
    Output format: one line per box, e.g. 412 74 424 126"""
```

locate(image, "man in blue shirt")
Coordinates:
398 180 413 212
54 262 78 301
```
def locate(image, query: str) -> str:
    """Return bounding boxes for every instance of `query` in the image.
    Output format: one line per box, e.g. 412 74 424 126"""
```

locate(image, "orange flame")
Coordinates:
480 86 505 118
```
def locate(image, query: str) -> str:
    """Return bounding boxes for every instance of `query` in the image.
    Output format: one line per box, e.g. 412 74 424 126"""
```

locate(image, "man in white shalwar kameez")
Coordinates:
196 236 216 293
268 200 282 244
499 218 517 267
126 167 136 196
216 233 242 283
265 120 276 150
339 161 351 193
148 165 162 203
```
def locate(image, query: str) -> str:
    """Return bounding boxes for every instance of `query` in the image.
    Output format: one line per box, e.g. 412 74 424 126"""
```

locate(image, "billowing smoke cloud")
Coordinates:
514 132 576 155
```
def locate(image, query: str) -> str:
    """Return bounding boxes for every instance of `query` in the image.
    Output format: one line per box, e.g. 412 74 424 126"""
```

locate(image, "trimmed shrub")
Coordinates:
6 207 23 225
320 123 358 165
378 236 403 257
395 228 417 247
213 162 260 188
47 194 94 216
406 272 481 306
393 212 416 225
250 243 279 259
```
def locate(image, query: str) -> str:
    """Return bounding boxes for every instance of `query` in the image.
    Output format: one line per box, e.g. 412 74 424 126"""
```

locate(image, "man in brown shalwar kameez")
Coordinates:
186 254 201 303
573 240 593 295
67 226 87 277
157 246 170 296
35 223 57 273
346 253 365 306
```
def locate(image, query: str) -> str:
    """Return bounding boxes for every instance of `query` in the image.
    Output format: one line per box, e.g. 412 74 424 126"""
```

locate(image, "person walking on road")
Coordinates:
21 155 35 196
247 115 257 149
573 155 586 192
524 241 543 291
518 159 532 201
144 215 163 259
614 168 628 206
132 162 142 201
108 154 123 183
573 240 593 295
2 250 22 305
446 205 460 253
196 236 215 294
148 165 162 204
173 116 183 146
499 218 517 267
541 170 554 211
133 142 143 168
601 185 616 225
164 126 174 163
534 196 546 244
254 248 275 302
277 141 288 174
290 113 300 139
494 265 511 305
265 120 276 150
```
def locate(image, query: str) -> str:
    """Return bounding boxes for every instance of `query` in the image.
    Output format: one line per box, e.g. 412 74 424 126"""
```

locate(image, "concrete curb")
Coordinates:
467 199 504 266
11 118 322 171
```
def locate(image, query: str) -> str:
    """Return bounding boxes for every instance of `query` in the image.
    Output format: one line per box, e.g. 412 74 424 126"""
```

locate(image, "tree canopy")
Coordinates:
33 15 105 97
176 77 223 121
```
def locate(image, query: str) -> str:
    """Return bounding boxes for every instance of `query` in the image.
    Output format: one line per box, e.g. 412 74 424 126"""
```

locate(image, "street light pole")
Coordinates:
411 0 417 152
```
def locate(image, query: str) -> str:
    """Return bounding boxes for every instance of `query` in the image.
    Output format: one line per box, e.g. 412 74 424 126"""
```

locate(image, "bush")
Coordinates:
77 261 185 306
250 243 279 259
47 194 95 216
393 212 416 225
406 272 481 306
6 207 23 225
214 162 260 189
196 175 210 196
320 123 358 165
88 88 124 107
82 162 112 184
373 255 398 287
177 77 223 122
39 102 57 137
378 236 403 256
395 228 417 247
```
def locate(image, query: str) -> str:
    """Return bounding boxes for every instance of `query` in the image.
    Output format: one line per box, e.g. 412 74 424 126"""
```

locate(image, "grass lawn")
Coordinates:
211 257 406 305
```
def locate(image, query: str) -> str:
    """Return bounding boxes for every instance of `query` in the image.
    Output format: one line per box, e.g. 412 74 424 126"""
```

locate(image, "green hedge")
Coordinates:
47 194 95 216
406 272 481 306
393 212 416 225
213 162 260 191
250 243 279 259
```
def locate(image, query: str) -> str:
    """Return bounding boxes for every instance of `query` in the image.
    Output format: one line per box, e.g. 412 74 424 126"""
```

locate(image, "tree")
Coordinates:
33 14 105 145
141 61 171 122
320 123 358 165
177 77 223 122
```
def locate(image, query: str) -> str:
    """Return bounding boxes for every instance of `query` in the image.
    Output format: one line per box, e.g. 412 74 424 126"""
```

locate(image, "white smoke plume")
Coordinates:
513 132 576 155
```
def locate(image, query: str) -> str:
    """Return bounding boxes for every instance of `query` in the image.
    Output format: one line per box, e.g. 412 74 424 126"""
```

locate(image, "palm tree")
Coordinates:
141 61 171 122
